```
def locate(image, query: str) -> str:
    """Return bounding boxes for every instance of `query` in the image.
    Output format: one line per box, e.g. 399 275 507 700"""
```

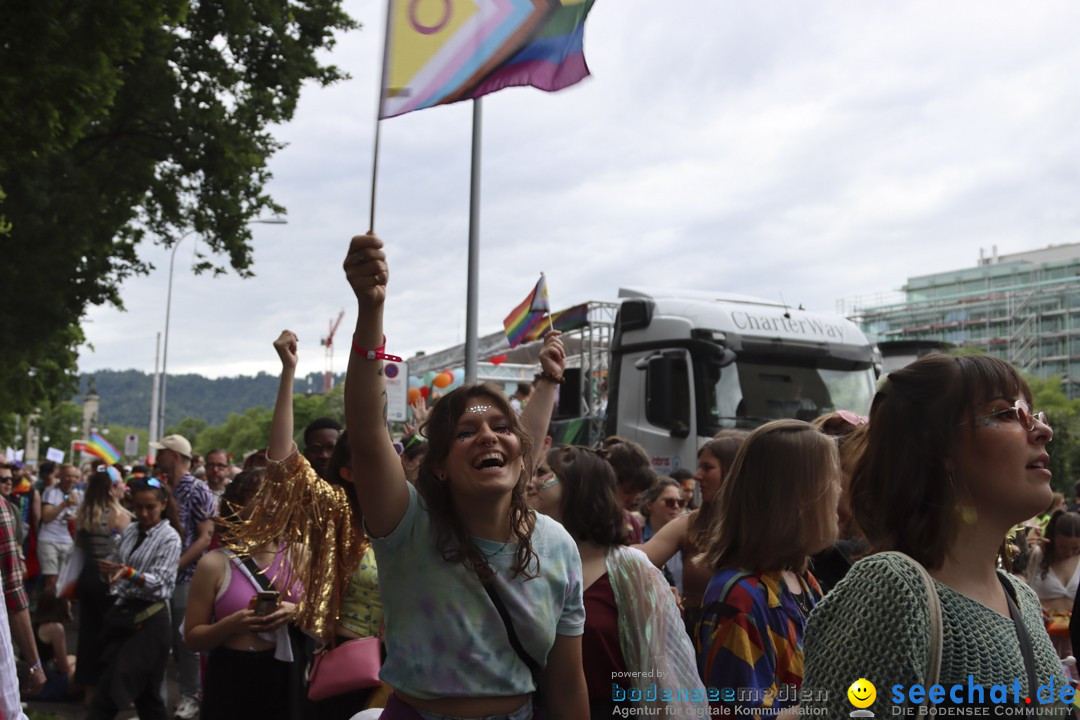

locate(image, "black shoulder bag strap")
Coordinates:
998 574 1039 698
227 551 275 593
482 580 544 706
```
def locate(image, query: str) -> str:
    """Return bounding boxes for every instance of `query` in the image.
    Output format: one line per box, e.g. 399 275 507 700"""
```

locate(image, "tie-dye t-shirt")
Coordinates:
370 482 585 699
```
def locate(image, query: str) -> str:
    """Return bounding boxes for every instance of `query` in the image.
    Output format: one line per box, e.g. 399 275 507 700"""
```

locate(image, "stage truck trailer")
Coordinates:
405 288 879 474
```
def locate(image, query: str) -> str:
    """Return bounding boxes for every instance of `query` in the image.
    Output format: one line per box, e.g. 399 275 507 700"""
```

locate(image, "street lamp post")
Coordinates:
157 218 287 438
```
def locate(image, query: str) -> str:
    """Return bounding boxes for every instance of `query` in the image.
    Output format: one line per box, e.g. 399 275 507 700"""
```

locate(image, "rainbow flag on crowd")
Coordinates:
85 432 121 464
379 0 595 119
503 274 551 348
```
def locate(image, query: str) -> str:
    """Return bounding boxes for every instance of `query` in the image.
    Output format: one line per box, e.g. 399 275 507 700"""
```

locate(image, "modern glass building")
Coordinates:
840 243 1080 397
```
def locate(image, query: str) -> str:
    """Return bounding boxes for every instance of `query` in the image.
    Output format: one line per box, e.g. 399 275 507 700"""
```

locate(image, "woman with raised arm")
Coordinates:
639 432 748 635
219 331 383 720
185 469 301 720
343 233 588 720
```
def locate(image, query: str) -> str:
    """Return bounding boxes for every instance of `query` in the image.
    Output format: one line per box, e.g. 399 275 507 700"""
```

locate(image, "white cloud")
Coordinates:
80 0 1080 382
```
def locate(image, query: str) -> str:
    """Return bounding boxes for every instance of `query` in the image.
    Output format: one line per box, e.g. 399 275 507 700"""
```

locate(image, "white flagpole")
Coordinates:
369 0 393 233
464 98 483 383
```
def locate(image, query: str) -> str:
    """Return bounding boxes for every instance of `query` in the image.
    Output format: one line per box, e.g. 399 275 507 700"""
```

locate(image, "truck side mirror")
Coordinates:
714 348 737 368
645 354 691 439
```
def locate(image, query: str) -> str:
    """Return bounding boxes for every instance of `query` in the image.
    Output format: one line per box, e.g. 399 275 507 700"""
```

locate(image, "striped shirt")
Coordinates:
108 520 181 603
173 474 215 584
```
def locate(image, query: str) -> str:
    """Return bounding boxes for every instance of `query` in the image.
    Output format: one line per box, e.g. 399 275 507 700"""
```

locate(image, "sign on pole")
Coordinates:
45 447 64 463
124 434 139 458
385 361 408 423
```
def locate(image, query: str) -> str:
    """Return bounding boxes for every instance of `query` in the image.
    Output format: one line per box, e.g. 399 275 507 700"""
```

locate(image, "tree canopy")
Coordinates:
0 1 358 418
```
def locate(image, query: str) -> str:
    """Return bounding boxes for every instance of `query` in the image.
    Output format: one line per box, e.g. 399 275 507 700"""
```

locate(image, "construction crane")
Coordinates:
320 310 346 393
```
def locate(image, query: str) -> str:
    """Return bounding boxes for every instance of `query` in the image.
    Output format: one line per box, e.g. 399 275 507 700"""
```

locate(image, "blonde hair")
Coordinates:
699 419 840 572
75 468 126 533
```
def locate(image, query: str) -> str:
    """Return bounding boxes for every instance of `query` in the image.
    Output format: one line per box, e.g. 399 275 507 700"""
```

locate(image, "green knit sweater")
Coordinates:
803 553 1071 716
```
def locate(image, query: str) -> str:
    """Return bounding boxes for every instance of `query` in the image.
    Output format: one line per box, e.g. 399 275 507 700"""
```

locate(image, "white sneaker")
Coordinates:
174 695 200 719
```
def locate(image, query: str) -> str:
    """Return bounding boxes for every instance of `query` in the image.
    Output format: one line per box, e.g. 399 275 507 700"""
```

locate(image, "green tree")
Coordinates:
0 1 358 416
192 384 345 459
164 417 210 449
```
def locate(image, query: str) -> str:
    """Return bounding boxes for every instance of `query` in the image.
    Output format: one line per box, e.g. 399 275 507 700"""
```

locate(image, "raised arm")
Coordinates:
521 330 565 470
343 233 409 538
269 330 299 460
637 512 688 567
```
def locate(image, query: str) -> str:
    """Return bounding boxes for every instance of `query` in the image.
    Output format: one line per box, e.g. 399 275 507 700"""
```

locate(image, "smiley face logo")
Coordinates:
847 678 876 708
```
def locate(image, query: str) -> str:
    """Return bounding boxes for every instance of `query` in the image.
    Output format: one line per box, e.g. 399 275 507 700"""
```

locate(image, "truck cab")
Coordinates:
605 288 878 474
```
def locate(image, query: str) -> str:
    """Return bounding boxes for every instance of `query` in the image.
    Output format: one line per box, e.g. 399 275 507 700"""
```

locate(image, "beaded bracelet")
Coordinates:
535 371 565 385
352 336 403 363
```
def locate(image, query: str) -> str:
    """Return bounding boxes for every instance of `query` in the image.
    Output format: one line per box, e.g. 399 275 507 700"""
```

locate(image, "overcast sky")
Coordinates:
78 0 1080 382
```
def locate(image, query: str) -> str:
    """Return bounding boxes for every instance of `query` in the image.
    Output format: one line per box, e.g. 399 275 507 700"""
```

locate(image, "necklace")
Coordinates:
791 588 812 618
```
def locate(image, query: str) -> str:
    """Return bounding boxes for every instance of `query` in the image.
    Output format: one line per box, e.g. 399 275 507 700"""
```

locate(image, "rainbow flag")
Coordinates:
503 274 551 347
379 0 595 119
85 432 121 464
514 301 589 346
463 0 594 103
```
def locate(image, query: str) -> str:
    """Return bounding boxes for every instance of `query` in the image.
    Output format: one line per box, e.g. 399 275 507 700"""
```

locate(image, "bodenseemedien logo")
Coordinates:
848 678 877 717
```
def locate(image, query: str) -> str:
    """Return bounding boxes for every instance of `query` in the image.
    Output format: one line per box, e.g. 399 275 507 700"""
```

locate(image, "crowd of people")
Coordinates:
0 232 1073 719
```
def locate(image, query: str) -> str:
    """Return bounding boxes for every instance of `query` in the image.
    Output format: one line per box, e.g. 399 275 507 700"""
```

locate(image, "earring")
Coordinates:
948 471 977 525
957 504 977 525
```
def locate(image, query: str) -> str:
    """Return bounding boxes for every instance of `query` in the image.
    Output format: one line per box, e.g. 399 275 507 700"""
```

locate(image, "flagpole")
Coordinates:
370 0 393 233
464 98 483 383
543 272 555 336
368 117 382 233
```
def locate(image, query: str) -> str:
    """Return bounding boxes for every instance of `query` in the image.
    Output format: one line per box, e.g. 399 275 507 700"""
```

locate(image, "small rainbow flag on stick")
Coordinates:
85 432 121 464
503 274 551 348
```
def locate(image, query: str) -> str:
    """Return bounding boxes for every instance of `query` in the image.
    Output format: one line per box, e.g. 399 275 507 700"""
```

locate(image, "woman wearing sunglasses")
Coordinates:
530 446 706 718
639 433 748 636
804 354 1067 716
639 479 687 591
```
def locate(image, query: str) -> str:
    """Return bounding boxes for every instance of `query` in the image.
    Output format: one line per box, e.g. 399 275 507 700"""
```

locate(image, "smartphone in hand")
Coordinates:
253 590 280 617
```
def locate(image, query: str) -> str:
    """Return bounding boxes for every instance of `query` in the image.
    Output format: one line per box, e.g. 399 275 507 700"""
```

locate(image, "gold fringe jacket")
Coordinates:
221 447 363 643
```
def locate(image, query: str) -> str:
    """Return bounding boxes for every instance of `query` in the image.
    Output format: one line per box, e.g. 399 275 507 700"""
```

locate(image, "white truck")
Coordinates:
406 288 879 474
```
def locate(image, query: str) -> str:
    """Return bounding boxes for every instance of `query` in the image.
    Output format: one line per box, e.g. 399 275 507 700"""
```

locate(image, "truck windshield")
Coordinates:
707 356 876 430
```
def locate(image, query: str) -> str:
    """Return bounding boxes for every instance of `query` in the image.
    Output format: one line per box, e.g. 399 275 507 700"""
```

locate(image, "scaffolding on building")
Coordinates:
843 272 1080 397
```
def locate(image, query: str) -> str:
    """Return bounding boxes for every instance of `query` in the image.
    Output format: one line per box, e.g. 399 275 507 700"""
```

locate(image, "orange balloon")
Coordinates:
433 371 453 389
408 387 421 404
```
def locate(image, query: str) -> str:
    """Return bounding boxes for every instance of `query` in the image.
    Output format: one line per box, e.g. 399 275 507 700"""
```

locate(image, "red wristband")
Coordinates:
352 336 403 363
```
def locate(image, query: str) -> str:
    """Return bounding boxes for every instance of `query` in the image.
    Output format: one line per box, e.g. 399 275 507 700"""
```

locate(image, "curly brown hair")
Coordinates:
851 353 1031 570
417 383 538 582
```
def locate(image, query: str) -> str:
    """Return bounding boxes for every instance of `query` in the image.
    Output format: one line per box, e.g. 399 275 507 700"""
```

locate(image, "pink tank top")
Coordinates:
214 549 298 620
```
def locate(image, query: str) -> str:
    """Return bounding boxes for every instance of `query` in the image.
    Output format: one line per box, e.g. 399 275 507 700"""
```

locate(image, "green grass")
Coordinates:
27 711 62 720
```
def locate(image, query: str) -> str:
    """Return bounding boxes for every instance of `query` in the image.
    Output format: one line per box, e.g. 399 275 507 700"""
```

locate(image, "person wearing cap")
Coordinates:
150 434 214 720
